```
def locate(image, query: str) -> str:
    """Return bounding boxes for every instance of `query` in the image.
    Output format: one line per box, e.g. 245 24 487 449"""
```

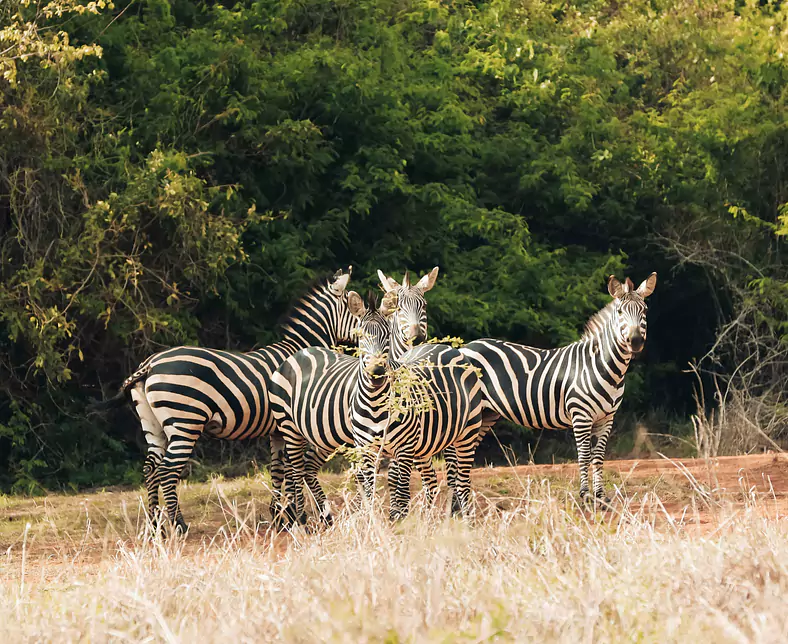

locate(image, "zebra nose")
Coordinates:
366 356 387 378
407 325 425 344
630 333 645 353
371 363 387 377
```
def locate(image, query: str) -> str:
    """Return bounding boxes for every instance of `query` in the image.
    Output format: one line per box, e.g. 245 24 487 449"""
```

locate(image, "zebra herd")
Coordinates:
93 266 656 533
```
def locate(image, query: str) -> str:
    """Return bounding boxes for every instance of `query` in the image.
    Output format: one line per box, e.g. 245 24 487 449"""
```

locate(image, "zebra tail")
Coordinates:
87 389 129 414
88 364 152 415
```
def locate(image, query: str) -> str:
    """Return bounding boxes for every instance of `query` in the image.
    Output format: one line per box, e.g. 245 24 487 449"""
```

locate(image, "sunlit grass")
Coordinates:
1 458 787 641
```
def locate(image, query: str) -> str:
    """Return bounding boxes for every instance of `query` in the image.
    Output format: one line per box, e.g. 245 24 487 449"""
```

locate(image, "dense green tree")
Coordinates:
1 0 786 490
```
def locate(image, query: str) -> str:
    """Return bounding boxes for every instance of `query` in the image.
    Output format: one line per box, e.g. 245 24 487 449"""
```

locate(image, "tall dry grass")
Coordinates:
1 477 787 643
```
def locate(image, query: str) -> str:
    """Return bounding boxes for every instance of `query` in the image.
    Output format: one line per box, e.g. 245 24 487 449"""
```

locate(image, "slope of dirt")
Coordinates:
472 453 788 536
479 453 788 495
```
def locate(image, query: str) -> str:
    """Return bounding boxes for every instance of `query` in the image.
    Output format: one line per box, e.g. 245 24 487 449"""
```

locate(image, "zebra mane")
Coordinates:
580 300 616 341
276 273 336 328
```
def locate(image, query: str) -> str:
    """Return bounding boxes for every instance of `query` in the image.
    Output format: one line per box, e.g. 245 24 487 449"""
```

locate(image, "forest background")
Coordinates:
1 0 786 493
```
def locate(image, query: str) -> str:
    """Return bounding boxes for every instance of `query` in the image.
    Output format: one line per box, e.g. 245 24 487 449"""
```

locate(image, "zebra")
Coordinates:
267 267 442 524
269 270 484 524
89 268 358 533
269 268 439 524
348 293 484 520
459 273 657 504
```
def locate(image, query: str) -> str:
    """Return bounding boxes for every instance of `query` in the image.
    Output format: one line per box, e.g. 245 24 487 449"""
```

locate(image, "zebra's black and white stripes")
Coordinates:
270 268 484 524
95 268 358 532
268 268 438 523
347 293 483 519
461 273 657 502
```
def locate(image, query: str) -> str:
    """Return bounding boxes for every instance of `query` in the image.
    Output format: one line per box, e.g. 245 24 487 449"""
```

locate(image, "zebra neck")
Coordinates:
353 363 392 423
591 319 633 386
246 304 338 362
278 324 335 350
247 337 304 360
277 295 338 350
388 317 412 364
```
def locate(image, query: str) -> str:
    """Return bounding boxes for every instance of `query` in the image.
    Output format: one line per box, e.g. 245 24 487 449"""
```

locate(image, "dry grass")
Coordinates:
1 463 788 643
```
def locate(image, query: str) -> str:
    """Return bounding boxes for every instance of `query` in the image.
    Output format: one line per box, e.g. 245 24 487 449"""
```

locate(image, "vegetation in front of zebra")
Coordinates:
2 461 788 641
2 0 787 491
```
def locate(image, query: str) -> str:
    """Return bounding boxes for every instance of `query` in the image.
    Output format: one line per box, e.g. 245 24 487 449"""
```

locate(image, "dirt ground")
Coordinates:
1 453 786 579
473 452 788 534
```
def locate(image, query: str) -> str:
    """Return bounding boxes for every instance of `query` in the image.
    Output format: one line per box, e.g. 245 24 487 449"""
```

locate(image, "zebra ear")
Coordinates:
377 270 400 293
402 270 411 288
608 275 625 299
380 291 399 317
329 267 352 296
347 291 366 318
415 266 439 293
636 272 657 298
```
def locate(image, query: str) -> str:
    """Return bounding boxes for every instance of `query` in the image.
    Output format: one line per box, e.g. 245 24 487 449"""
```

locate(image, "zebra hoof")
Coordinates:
271 515 287 532
272 507 294 532
174 519 189 535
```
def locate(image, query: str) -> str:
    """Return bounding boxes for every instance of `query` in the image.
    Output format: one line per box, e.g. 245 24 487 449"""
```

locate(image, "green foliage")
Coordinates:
1 0 787 490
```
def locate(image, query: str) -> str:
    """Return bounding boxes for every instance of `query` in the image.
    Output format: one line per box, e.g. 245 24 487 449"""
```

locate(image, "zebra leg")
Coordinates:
572 418 594 501
355 448 377 502
131 384 167 529
268 432 287 520
591 418 615 504
158 435 197 535
391 447 415 521
387 459 401 518
451 443 476 520
446 411 489 514
142 451 163 527
415 456 438 506
281 437 308 528
444 446 462 515
304 448 333 525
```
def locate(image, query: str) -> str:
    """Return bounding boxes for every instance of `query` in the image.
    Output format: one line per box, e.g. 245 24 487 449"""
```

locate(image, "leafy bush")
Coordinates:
1 0 786 490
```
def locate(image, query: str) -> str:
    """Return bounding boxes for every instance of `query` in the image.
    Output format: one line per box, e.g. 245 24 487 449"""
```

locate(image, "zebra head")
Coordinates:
377 267 439 349
348 290 397 381
607 273 657 354
323 266 359 345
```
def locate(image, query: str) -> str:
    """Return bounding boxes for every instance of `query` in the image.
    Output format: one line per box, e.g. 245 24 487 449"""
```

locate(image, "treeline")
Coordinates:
1 0 786 492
